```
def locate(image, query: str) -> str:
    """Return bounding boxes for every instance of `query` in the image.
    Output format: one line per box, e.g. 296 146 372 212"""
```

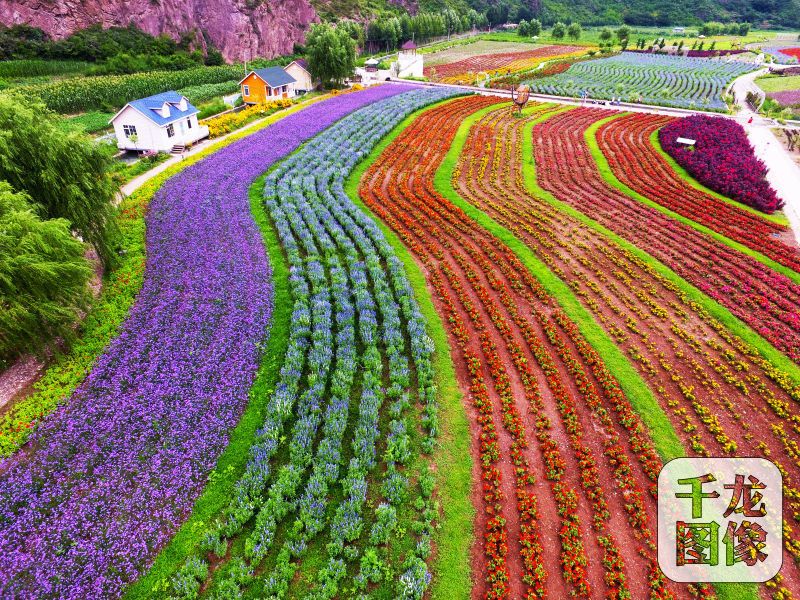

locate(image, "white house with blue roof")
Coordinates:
110 91 209 154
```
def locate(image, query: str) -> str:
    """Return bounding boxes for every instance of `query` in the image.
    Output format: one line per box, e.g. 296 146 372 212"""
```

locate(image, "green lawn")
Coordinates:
60 111 115 134
757 74 800 93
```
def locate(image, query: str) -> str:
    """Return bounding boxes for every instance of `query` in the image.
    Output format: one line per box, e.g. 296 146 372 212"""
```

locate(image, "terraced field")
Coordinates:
4 80 800 600
525 52 757 110
425 45 587 85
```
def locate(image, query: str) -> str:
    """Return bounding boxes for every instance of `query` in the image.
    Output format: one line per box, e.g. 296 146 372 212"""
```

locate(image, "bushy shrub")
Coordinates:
660 114 784 213
0 94 120 268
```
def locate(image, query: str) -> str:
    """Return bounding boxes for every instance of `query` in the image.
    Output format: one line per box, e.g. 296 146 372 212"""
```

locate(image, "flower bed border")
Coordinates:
585 113 800 285
344 99 473 600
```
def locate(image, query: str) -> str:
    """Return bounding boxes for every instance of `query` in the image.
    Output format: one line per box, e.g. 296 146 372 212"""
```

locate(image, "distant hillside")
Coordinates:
0 0 317 62
538 0 800 27
0 0 796 64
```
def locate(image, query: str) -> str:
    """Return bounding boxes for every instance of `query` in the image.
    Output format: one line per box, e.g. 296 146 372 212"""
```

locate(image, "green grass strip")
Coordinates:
519 106 800 387
438 101 685 462
516 105 780 600
552 115 800 387
124 174 292 599
585 114 800 285
647 127 789 227
344 99 474 600
441 96 757 600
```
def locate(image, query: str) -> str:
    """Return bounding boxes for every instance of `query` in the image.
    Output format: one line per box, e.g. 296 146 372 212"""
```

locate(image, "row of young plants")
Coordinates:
0 87 413 599
359 96 688 598
166 86 462 600
479 104 800 576
595 112 798 271
12 65 242 113
533 107 800 364
525 52 755 110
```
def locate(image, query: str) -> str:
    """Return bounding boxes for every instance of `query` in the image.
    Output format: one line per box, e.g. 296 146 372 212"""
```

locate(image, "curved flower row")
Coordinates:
359 96 687 598
596 112 799 271
0 83 417 599
534 107 800 363
659 114 784 214
426 45 585 85
526 52 756 110
454 103 800 592
168 86 462 600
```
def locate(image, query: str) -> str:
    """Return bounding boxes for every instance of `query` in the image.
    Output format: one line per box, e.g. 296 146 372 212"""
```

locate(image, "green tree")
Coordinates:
0 94 119 269
204 47 224 66
599 27 613 42
567 22 582 41
739 23 751 36
0 181 92 361
518 20 530 37
529 18 542 37
306 23 356 88
551 22 566 39
615 25 631 41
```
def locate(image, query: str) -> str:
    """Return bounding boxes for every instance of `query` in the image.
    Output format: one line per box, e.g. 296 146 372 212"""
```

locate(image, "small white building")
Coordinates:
110 91 208 153
285 59 318 93
394 40 424 79
355 58 391 85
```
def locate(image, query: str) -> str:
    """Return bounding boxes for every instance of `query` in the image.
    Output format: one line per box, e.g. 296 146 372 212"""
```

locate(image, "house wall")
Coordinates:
241 73 268 104
113 106 207 153
396 51 424 78
285 63 313 91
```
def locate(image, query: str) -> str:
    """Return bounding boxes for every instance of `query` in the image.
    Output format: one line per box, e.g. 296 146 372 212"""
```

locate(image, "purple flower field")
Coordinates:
0 83 415 599
768 89 800 107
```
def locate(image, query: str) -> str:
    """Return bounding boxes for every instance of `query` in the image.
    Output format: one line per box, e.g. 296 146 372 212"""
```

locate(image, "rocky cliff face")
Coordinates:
0 0 318 62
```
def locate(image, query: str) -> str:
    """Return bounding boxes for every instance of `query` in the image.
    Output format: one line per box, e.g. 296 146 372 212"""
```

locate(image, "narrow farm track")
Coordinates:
360 96 687 599
596 112 800 270
0 84 417 599
534 108 800 364
456 105 800 590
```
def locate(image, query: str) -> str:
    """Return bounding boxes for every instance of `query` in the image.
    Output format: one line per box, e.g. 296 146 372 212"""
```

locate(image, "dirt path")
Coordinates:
360 96 692 598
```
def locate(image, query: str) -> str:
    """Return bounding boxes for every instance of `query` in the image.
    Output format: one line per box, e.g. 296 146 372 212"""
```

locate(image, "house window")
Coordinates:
123 125 137 138
186 117 192 129
243 84 250 96
166 124 175 138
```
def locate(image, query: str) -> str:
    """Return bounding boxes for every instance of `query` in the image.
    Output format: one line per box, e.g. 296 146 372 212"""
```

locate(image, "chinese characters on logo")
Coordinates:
658 458 782 582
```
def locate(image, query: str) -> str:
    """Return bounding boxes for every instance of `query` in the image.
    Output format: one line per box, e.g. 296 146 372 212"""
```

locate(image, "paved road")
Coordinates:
728 70 800 241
